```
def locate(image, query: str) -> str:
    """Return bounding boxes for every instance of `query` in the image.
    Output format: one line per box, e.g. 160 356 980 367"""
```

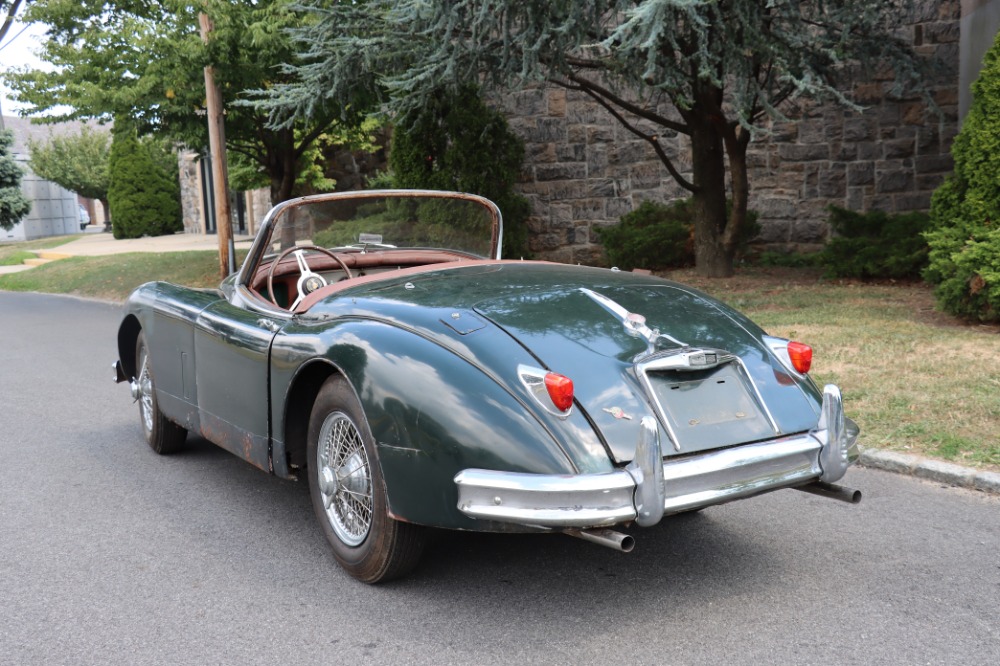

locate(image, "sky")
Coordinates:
0 17 51 117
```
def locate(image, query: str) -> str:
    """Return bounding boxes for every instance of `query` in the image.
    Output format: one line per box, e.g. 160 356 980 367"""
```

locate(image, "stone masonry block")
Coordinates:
535 163 587 182
555 143 586 163
778 143 830 162
876 170 914 194
883 139 915 159
894 191 933 211
756 197 799 219
847 162 875 186
547 88 567 117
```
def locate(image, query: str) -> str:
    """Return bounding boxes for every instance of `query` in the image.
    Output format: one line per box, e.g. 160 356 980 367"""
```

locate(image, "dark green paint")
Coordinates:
118 259 826 531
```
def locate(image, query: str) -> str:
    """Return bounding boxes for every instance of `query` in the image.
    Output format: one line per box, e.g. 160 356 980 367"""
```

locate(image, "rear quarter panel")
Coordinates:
270 316 612 530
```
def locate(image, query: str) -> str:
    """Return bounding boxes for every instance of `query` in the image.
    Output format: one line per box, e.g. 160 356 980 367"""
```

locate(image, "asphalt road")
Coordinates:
2 291 998 665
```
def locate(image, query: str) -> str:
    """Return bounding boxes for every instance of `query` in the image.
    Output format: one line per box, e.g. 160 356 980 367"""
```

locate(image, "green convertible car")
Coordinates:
113 190 861 583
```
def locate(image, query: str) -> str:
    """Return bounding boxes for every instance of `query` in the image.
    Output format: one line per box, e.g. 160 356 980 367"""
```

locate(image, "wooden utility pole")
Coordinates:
199 11 234 279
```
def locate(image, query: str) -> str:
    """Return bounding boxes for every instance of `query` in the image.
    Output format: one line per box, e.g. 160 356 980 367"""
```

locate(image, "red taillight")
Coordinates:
544 372 574 411
787 341 813 374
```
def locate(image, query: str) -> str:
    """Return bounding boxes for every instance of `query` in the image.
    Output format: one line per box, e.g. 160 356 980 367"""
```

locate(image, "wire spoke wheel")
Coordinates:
306 376 426 583
134 332 186 454
137 349 155 435
316 412 373 546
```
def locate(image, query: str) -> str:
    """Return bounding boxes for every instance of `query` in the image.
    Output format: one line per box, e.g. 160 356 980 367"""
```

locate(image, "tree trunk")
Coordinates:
722 131 751 264
99 198 111 230
689 117 734 278
268 128 298 205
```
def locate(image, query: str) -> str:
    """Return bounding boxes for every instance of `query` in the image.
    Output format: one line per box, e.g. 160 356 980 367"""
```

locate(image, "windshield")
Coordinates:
259 191 501 261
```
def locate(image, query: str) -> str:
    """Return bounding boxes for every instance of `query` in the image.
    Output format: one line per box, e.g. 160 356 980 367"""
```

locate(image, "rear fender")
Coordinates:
271 319 600 530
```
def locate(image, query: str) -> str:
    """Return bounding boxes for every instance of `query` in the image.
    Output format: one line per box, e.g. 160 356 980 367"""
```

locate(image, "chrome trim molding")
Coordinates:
455 383 860 529
579 288 686 352
454 469 637 528
516 364 574 419
634 351 781 451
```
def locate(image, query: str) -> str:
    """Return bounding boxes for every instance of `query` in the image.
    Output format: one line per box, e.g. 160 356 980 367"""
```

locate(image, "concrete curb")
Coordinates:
859 448 1000 495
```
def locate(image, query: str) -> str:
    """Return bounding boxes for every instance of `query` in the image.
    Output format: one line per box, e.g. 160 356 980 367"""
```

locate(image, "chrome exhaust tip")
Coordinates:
795 481 862 504
564 528 635 553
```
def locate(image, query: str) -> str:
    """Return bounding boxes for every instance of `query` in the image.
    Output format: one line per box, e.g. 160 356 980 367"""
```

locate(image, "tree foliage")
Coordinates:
107 125 182 239
267 0 931 277
28 125 111 221
925 33 1000 322
389 85 530 258
3 0 355 204
0 129 31 231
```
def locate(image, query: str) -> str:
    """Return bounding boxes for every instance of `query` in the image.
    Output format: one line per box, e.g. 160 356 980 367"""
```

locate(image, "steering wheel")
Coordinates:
266 245 354 310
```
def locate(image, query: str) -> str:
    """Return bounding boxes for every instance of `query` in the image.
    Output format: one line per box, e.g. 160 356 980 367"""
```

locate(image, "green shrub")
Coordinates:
818 206 930 280
390 85 530 258
924 32 1000 321
108 125 182 240
364 170 396 190
752 250 823 268
598 199 759 271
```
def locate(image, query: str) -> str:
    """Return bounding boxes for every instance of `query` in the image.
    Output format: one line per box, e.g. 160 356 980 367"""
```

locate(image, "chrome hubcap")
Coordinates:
316 412 372 546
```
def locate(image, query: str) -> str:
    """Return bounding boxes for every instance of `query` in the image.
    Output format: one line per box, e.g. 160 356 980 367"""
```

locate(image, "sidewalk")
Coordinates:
45 231 255 257
0 231 255 275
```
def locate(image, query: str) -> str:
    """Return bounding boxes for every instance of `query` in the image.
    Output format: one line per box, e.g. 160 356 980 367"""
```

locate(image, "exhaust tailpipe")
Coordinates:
564 528 635 553
796 481 862 504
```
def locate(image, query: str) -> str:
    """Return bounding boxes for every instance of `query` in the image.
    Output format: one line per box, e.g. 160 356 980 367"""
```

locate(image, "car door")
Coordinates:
193 300 283 472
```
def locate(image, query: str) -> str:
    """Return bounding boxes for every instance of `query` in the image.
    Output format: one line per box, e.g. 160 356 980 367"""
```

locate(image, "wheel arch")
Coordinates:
117 314 142 378
281 358 341 478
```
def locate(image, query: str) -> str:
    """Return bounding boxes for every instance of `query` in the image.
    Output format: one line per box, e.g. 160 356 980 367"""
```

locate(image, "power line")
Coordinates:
0 23 31 53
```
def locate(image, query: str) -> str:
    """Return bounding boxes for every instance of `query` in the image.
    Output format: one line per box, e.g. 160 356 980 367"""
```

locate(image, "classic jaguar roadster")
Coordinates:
113 190 861 583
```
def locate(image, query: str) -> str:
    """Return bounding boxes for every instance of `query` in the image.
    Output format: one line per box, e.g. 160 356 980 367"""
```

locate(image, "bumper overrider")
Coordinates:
454 385 860 536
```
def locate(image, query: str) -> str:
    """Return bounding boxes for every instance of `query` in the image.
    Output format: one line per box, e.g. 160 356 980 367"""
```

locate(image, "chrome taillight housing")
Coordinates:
518 364 574 417
764 335 813 376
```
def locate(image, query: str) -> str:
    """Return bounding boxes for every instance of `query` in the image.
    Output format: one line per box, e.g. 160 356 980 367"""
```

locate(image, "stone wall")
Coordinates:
501 0 962 264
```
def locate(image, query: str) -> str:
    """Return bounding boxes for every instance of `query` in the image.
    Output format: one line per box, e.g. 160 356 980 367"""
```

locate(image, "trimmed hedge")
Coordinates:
108 126 182 239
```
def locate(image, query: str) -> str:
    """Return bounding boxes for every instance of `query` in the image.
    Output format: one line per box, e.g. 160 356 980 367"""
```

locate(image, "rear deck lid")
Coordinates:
476 284 819 462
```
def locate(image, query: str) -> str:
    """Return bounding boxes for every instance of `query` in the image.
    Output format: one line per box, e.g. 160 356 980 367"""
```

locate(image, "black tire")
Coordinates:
135 332 187 454
307 375 425 583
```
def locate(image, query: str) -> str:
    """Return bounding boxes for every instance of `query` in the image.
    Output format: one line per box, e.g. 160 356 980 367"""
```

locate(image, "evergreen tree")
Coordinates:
390 86 530 258
0 129 31 231
268 0 933 277
925 33 1000 322
107 125 182 239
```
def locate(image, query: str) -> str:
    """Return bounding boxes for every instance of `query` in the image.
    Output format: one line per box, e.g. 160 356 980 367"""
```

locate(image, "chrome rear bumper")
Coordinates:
455 384 860 529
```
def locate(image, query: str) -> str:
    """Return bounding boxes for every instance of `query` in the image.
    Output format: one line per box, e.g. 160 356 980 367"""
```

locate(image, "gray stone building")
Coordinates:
500 0 984 264
1 115 90 242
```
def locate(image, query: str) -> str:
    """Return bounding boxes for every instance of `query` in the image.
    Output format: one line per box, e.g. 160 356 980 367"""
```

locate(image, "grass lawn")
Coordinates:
674 267 1000 472
0 251 226 301
1 250 997 471
0 235 79 265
